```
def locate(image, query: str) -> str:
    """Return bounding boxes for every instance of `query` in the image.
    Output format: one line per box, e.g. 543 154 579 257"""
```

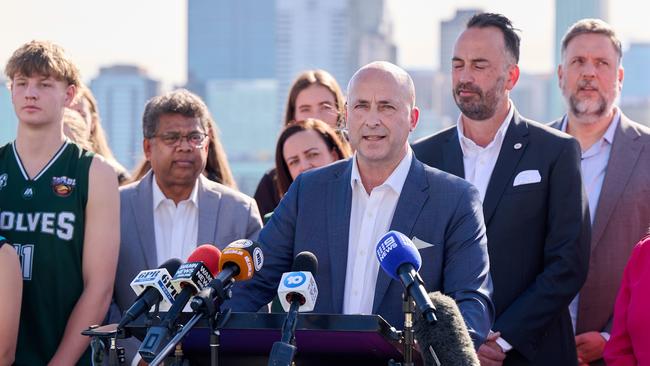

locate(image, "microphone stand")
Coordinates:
149 283 233 366
267 299 300 366
402 294 415 366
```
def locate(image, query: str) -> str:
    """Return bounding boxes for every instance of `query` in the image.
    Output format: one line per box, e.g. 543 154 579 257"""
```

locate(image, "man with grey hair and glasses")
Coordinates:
112 89 262 364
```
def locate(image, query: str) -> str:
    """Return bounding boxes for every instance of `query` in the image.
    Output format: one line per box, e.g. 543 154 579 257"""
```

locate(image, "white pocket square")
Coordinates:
412 236 435 250
513 170 541 186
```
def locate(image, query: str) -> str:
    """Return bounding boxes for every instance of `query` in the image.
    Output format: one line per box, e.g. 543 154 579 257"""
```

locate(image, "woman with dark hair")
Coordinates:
0 236 22 365
603 228 650 365
254 69 349 217
275 119 351 198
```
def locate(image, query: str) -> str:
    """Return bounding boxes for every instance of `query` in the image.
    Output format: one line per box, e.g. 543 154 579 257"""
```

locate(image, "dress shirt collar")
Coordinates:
457 100 514 156
350 146 413 195
560 107 621 146
152 174 199 209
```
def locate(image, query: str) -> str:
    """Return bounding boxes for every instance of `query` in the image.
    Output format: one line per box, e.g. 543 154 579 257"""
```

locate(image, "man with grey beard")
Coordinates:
413 13 591 366
550 18 650 366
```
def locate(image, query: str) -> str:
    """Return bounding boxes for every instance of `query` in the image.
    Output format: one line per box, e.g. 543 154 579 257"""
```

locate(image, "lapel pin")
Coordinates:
514 143 522 150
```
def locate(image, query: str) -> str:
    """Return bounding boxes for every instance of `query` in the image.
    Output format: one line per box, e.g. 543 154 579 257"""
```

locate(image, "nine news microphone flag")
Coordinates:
413 292 480 366
138 245 220 362
117 258 183 330
376 230 437 324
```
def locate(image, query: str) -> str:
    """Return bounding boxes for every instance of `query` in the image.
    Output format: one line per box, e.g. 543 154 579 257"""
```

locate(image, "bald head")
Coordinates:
348 61 416 108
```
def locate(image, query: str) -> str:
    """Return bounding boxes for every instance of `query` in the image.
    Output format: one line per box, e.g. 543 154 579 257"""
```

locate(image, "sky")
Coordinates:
1 0 648 89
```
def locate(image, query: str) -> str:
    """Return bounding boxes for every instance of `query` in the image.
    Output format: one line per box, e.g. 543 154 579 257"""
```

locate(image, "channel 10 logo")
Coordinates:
284 272 306 288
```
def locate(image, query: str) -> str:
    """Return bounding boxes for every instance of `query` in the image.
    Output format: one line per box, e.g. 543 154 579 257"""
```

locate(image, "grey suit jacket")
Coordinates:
112 172 262 362
550 114 650 337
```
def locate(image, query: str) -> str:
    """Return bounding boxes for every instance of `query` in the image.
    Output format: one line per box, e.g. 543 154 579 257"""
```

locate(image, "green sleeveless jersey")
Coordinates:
0 140 93 366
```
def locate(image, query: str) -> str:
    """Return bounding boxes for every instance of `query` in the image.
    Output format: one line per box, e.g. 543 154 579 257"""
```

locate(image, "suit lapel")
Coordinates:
591 116 643 248
482 112 529 224
133 172 158 268
327 161 353 313
441 129 465 179
197 176 222 246
372 159 429 313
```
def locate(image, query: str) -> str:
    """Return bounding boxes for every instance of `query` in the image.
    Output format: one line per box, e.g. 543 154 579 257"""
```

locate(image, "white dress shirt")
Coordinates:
458 104 514 351
152 176 199 265
458 103 514 202
563 108 620 340
342 148 413 315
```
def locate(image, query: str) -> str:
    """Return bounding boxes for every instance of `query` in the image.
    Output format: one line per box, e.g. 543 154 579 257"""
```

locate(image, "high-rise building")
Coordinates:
186 0 396 192
90 65 159 170
204 79 280 195
511 72 552 122
550 0 609 119
276 0 396 98
187 0 276 97
439 9 482 72
0 80 18 144
622 42 650 101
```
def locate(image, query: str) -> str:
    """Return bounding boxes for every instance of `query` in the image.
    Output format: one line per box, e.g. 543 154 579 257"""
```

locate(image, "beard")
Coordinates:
564 80 616 122
453 77 505 120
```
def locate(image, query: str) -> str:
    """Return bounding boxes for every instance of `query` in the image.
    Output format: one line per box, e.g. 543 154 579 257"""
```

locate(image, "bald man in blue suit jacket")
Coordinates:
228 61 494 348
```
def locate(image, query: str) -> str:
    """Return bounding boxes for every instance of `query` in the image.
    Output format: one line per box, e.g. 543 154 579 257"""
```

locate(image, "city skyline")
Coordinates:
1 0 648 88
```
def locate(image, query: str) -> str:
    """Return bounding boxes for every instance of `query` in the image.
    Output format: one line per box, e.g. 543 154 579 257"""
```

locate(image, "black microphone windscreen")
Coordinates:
292 251 318 275
159 258 183 276
413 292 479 366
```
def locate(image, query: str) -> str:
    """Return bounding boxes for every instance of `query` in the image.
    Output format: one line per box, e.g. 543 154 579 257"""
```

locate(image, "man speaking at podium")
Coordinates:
228 61 494 347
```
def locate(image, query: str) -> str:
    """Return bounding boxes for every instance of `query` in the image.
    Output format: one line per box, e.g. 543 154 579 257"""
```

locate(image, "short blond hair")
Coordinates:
4 40 81 86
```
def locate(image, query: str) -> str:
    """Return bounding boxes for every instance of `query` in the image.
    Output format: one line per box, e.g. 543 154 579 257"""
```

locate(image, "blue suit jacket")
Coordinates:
228 156 494 346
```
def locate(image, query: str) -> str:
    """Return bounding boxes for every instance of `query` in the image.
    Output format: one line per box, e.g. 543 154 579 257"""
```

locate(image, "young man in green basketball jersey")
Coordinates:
0 41 119 365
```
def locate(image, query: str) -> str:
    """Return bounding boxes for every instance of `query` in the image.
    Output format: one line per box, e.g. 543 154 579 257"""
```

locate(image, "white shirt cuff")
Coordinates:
600 332 611 341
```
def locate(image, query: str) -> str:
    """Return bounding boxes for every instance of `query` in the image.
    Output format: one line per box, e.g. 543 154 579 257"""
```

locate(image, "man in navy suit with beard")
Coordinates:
413 13 591 366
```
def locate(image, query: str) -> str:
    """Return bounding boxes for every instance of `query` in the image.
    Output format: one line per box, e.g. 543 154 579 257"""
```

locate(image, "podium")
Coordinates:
126 312 422 365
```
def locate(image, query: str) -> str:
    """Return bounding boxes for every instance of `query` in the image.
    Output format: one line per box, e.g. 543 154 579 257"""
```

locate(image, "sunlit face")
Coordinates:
11 73 75 127
144 113 209 191
558 33 623 122
346 69 418 170
294 84 339 127
451 27 517 121
283 129 338 180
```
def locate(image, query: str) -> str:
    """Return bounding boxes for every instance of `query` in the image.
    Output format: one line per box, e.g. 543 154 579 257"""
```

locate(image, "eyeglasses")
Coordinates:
152 131 208 148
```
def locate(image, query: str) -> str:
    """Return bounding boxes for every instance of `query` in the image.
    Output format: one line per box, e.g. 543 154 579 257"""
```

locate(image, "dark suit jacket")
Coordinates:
227 156 495 348
413 109 591 365
549 114 650 339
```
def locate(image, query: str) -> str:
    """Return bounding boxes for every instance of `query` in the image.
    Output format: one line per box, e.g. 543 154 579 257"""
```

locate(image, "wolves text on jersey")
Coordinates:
0 210 75 241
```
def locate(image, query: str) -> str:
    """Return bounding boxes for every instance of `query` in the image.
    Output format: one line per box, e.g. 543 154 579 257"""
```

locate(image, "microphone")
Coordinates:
117 258 183 330
277 251 319 312
375 230 437 324
192 239 264 305
413 292 480 366
268 252 319 366
139 245 221 362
